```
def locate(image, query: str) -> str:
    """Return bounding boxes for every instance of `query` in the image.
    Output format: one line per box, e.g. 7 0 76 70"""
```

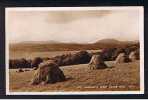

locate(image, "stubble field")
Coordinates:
9 50 140 92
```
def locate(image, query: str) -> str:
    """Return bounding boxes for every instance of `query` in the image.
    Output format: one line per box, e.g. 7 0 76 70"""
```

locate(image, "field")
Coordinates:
9 50 140 92
9 50 100 59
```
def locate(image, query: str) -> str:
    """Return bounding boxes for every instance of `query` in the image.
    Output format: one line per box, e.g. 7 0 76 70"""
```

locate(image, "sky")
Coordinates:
6 8 141 43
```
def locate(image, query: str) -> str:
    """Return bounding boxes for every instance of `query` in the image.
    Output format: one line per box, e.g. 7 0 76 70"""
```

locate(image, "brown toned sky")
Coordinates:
6 8 141 43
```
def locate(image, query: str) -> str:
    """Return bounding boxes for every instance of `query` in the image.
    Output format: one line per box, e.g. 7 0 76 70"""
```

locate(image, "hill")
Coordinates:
9 39 139 52
95 39 120 44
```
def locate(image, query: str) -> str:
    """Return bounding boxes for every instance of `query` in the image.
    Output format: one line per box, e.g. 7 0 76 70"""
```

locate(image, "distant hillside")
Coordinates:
95 39 120 44
16 40 61 44
9 39 139 52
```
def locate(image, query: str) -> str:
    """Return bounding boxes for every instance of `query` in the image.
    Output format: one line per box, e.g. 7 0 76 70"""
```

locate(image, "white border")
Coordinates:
5 6 144 95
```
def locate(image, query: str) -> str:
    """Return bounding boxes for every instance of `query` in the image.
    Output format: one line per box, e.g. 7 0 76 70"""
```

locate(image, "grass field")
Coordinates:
9 60 140 92
9 50 100 59
9 42 140 92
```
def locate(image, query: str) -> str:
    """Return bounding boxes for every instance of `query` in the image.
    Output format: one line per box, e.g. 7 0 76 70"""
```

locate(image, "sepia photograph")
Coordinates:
6 7 144 95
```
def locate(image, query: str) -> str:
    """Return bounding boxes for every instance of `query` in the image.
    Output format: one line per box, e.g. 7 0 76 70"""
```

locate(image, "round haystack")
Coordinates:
114 53 126 64
31 60 65 85
129 51 137 61
112 48 125 60
125 45 138 55
26 59 32 67
62 55 73 65
100 48 117 61
71 51 91 64
88 55 107 70
31 57 43 68
10 58 31 69
9 59 19 69
19 58 31 68
50 51 91 66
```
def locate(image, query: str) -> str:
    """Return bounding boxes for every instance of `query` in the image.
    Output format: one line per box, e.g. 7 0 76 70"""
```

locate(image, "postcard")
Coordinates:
5 7 144 95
